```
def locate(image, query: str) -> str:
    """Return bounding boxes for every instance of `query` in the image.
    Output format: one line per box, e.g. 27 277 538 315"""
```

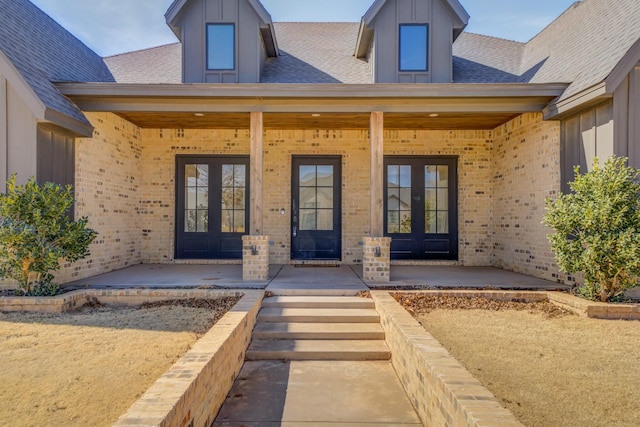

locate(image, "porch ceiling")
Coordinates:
115 111 520 130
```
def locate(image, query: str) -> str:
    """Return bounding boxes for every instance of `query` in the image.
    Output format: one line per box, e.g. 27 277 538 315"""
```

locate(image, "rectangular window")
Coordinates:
399 24 428 72
207 23 235 70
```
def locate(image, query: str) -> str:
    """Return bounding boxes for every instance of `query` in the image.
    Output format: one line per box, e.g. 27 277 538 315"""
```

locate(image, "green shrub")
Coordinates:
0 175 97 296
543 156 640 302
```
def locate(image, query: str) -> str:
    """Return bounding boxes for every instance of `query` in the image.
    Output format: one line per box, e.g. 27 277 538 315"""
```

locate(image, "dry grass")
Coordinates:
396 295 640 427
0 297 239 427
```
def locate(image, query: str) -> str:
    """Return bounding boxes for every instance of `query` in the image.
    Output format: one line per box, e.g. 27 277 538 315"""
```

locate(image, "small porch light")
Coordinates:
280 208 286 215
428 113 439 118
194 113 205 117
251 245 258 255
374 246 382 257
311 113 321 117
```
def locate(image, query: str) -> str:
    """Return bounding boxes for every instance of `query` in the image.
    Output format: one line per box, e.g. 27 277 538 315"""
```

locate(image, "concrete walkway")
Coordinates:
212 360 421 426
266 265 368 295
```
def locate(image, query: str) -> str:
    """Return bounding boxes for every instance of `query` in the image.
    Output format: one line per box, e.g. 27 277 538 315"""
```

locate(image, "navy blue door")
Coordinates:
384 157 458 260
291 156 342 260
176 156 249 259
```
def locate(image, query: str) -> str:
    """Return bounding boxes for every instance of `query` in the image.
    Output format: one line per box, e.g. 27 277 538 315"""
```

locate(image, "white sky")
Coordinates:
29 0 579 56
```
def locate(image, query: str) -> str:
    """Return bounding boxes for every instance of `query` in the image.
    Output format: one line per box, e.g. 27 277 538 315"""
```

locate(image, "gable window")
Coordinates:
399 24 429 72
207 23 235 70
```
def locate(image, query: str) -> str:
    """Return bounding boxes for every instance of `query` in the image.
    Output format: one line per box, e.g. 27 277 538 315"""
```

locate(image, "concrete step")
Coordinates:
267 288 364 296
261 296 374 309
257 308 380 323
253 322 385 340
245 339 391 361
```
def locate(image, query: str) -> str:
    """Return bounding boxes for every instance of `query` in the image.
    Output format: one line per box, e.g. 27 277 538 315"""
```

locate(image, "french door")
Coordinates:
384 156 458 260
291 156 342 260
175 156 249 259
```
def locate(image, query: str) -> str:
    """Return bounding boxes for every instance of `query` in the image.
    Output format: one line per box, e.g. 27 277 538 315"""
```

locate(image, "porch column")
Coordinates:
250 111 264 235
364 112 391 283
245 112 269 281
370 111 384 236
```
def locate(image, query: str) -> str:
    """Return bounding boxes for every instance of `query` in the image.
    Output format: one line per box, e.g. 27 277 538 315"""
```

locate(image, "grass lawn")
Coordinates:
396 294 640 427
0 298 238 427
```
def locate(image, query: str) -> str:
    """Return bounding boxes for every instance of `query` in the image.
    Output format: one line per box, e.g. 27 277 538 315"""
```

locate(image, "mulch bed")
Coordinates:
392 293 572 317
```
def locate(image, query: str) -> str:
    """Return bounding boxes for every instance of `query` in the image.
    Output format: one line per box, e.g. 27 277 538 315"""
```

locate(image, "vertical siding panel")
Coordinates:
613 75 630 159
0 75 7 186
595 102 614 162
580 110 595 170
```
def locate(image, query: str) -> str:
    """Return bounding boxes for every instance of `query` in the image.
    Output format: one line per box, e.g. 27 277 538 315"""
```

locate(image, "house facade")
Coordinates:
1 0 640 285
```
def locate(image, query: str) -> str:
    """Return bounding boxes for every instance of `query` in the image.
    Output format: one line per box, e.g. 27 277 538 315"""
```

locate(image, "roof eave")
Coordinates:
56 82 568 115
604 37 640 94
543 82 610 120
43 108 94 137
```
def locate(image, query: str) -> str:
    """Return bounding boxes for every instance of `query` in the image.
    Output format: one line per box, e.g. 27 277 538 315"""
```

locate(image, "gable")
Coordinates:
0 0 114 135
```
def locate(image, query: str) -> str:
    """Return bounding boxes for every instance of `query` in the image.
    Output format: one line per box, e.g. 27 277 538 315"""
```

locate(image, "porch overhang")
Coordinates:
56 82 568 130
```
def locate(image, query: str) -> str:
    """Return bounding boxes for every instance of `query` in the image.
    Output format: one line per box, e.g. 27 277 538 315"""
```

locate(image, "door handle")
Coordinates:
293 226 297 237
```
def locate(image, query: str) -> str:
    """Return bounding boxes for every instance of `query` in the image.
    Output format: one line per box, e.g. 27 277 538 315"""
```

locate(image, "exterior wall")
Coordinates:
55 113 143 283
561 100 613 193
372 0 454 83
4 82 37 186
37 125 75 189
180 0 263 83
613 64 640 169
492 113 570 284
139 127 251 263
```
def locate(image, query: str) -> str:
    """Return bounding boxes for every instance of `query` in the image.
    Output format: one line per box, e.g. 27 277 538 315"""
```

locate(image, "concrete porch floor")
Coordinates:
62 263 569 291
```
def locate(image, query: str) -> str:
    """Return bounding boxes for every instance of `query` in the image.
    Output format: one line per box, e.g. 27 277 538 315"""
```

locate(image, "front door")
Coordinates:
175 156 249 259
384 156 458 260
291 156 342 260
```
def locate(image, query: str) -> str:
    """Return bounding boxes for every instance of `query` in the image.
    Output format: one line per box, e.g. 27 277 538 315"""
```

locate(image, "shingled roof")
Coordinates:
104 0 640 104
0 0 114 131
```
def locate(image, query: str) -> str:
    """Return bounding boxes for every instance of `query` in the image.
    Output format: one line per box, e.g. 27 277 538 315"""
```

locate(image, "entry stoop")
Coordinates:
246 296 391 361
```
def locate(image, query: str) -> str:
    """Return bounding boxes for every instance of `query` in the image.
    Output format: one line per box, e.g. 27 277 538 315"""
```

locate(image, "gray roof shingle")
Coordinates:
521 0 640 99
105 43 182 84
0 0 114 126
262 23 371 84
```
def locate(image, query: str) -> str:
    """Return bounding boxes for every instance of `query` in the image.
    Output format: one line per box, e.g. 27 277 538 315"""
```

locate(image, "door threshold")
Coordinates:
293 263 340 268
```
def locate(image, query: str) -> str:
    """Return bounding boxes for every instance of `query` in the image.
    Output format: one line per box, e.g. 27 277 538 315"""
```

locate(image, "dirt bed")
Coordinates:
394 294 640 427
0 297 239 427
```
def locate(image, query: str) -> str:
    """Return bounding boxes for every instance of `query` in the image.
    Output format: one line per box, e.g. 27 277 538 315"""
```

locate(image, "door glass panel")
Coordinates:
300 187 316 208
299 166 316 186
300 209 317 230
221 164 246 233
234 211 246 233
388 211 400 234
387 165 412 234
317 187 334 209
298 165 334 231
425 165 449 234
317 166 333 186
317 209 333 230
425 211 437 234
185 164 208 232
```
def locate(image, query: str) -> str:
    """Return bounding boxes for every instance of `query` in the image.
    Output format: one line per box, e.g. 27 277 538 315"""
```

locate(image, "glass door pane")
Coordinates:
299 165 334 231
184 164 209 232
387 165 412 234
221 164 246 233
425 165 449 234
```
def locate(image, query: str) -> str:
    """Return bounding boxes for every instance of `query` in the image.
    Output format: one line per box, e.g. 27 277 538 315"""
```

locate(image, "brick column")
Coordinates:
363 237 391 283
242 235 269 281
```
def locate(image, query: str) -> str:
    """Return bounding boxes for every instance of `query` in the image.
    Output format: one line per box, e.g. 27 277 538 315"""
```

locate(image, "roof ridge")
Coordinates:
460 32 525 45
104 42 181 59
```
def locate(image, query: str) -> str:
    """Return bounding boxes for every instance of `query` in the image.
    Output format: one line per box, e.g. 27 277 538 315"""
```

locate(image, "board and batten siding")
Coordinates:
180 0 266 83
37 125 75 189
561 101 613 193
613 64 640 169
371 0 455 83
